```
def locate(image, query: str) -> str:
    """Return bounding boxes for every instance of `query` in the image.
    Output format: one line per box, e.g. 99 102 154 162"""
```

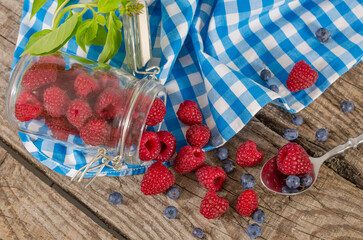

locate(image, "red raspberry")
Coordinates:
176 100 203 125
15 91 43 122
155 131 176 162
74 73 100 98
45 116 78 141
139 131 161 161
43 87 70 117
146 98 166 126
66 99 93 129
106 128 120 148
236 140 264 167
94 71 119 89
94 88 123 119
186 124 211 148
277 143 313 175
21 63 58 91
286 60 318 92
200 191 229 219
174 146 206 174
141 162 175 195
236 190 258 217
80 118 111 146
196 165 226 192
38 53 66 70
60 63 88 84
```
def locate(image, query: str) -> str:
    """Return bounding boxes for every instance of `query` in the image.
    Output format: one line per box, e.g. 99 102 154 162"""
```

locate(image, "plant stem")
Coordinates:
52 3 98 29
51 0 71 29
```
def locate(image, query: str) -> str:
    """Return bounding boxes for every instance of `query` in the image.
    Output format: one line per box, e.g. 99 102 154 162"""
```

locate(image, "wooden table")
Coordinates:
0 1 362 239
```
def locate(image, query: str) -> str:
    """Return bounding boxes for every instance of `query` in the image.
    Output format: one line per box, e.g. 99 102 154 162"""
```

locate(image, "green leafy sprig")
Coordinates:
22 0 144 63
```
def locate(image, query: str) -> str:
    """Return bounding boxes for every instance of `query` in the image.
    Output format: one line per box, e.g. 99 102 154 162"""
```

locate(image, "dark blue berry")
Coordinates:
260 69 271 81
253 209 266 224
315 28 330 43
291 114 303 126
246 223 262 239
108 192 123 205
283 129 299 141
167 187 180 200
282 186 299 194
222 160 235 173
269 85 279 93
192 228 204 239
216 147 228 161
210 135 223 146
341 101 354 113
241 173 256 189
316 128 329 142
286 175 300 189
164 206 178 219
300 174 313 187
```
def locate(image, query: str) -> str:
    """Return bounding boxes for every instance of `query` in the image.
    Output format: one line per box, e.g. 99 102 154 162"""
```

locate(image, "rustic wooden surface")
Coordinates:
0 0 362 239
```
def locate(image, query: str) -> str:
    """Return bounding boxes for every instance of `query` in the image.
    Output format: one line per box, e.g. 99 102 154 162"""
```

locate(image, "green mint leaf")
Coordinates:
98 0 122 13
92 24 107 46
121 0 130 6
119 4 125 16
22 13 80 56
111 13 123 29
65 11 74 21
31 0 48 19
99 13 122 63
23 29 52 55
76 19 98 53
96 15 106 25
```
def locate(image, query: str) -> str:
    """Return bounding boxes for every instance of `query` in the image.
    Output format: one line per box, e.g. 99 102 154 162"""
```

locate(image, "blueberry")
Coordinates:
260 69 271 81
241 173 256 189
192 228 204 239
164 206 178 219
300 174 313 187
222 160 235 173
282 186 299 194
286 175 300 189
283 129 299 141
341 101 354 113
167 187 180 200
291 114 303 126
253 209 266 224
108 192 123 205
210 135 223 146
316 128 329 142
269 85 279 93
216 147 229 161
315 28 330 43
246 223 262 239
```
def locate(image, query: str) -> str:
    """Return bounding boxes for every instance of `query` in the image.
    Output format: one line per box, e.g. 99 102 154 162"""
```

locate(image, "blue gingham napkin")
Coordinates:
12 0 363 177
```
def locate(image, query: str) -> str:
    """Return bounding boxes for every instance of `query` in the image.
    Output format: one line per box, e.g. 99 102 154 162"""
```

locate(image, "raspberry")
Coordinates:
94 88 123 119
74 73 100 98
236 190 258 217
174 146 205 174
200 191 229 219
286 60 318 92
60 63 88 85
21 63 58 91
155 131 176 162
186 124 211 148
15 91 43 122
176 100 203 125
106 128 120 148
146 98 166 126
80 118 111 146
196 165 226 192
139 131 161 161
38 53 66 70
236 140 264 167
277 143 313 175
43 87 70 117
45 116 78 141
66 99 93 129
94 71 119 89
141 162 175 195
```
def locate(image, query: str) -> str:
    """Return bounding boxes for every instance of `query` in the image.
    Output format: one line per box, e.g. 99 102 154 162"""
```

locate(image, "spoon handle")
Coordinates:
318 133 363 163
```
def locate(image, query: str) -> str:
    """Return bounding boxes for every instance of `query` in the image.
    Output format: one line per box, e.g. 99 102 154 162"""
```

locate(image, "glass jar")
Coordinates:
6 52 166 166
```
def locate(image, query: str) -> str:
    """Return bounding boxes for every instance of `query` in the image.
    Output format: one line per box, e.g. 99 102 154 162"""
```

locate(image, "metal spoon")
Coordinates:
260 133 363 195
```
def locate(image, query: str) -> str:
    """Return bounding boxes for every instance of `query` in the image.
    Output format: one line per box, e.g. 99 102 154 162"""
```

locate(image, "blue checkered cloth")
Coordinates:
12 0 363 177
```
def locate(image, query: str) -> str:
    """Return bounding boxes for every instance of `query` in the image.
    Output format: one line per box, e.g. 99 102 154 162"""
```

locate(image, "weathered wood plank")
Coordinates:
0 147 117 240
